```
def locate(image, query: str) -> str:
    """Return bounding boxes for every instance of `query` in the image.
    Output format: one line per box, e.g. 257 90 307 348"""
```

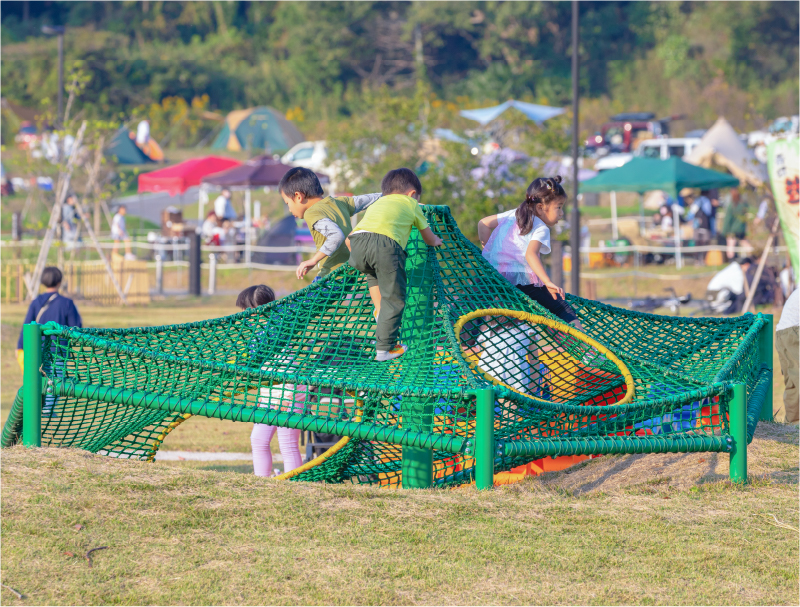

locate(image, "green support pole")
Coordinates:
475 388 495 490
401 233 435 488
758 314 774 421
22 322 42 447
729 383 747 484
401 421 433 488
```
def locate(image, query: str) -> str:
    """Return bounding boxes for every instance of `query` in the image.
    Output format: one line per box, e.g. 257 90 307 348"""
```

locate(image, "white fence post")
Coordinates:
155 254 163 294
208 253 217 295
672 203 683 270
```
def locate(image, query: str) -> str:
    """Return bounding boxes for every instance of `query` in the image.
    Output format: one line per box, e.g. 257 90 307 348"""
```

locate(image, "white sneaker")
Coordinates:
375 344 408 362
124 253 136 261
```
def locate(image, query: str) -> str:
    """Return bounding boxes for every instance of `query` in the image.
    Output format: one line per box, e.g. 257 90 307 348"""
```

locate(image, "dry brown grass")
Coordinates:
1 420 797 606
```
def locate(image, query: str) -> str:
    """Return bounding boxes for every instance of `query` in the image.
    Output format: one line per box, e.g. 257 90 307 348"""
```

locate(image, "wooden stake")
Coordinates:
742 217 781 314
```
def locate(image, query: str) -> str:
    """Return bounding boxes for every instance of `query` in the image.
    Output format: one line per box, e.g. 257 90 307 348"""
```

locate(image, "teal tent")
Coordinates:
211 107 305 154
106 127 156 165
581 156 739 197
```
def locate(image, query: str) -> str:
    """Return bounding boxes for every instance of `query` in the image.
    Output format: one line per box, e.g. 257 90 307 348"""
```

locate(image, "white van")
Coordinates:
281 141 329 173
636 137 701 160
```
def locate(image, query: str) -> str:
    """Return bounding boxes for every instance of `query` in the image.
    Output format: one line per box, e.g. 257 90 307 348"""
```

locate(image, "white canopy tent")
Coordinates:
685 117 768 188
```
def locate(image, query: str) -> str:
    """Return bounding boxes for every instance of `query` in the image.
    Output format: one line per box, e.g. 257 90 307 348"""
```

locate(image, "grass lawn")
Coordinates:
1 421 797 605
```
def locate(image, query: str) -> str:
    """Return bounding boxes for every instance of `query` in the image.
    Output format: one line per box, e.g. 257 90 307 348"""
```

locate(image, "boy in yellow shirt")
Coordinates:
346 168 443 361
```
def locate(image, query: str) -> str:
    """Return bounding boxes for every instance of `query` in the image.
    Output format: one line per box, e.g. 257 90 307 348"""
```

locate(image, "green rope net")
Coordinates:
2 206 769 487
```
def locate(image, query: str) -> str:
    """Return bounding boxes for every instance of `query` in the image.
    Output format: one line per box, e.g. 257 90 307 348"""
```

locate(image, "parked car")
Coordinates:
14 121 41 150
281 140 351 189
281 140 329 173
748 116 799 163
636 137 702 160
584 113 684 156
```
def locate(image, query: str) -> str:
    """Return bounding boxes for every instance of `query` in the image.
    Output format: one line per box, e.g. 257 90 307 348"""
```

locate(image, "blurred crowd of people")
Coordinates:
651 187 774 261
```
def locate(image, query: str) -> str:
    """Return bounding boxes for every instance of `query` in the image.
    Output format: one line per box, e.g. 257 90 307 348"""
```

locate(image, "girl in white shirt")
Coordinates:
478 175 582 329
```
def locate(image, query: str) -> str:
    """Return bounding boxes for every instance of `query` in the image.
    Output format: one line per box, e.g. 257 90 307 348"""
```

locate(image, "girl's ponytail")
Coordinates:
515 175 567 235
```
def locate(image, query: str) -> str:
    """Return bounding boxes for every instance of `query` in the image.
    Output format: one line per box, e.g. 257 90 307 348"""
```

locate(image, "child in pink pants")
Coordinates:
237 285 304 477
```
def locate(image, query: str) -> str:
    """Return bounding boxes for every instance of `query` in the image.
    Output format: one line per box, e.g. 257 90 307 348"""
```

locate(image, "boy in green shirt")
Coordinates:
346 168 443 361
278 167 381 281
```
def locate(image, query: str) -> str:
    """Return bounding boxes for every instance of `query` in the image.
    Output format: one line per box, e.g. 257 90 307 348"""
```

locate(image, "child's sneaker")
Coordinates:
375 344 407 362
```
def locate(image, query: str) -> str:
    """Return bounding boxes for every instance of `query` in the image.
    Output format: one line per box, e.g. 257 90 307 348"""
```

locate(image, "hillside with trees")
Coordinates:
1 1 797 142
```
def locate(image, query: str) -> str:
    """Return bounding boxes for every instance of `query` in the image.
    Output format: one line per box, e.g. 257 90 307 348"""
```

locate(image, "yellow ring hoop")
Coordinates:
453 308 635 406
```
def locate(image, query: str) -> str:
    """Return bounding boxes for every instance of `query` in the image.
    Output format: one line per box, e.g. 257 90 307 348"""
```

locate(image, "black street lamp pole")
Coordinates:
570 1 581 296
41 25 65 126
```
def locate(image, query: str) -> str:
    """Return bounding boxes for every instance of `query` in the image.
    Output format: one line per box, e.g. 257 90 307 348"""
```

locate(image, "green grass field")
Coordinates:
1 289 797 605
1 423 797 605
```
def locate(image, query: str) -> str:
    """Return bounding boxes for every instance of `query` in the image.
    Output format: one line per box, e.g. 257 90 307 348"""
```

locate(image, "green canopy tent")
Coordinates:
580 156 739 268
581 156 739 198
211 107 305 155
106 126 157 165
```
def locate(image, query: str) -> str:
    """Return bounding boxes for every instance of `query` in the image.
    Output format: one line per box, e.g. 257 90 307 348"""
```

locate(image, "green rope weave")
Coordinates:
1 206 768 486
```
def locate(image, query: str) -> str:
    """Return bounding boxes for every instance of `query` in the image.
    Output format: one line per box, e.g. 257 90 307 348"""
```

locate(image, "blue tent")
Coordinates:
460 100 565 125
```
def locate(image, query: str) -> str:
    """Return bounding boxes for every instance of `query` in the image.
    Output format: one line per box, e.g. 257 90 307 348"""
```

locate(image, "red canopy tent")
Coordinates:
138 156 241 195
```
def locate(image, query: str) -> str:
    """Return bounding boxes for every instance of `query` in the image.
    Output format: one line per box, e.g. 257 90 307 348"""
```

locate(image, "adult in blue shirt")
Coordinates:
16 266 82 416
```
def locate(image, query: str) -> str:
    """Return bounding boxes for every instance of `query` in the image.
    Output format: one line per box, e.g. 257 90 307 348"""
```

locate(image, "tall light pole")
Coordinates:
41 25 65 126
569 1 581 296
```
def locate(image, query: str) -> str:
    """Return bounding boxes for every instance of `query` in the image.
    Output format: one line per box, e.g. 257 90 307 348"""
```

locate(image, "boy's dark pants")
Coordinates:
349 232 407 351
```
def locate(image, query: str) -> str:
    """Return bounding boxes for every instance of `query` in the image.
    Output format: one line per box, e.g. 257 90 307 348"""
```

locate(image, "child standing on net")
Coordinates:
347 168 443 361
236 285 305 477
478 175 583 330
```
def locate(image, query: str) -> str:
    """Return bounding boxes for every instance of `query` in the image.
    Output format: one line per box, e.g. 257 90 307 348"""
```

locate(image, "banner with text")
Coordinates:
767 137 799 277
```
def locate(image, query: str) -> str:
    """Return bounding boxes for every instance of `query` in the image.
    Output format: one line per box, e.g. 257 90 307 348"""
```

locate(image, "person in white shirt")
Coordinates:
135 120 150 146
111 205 134 259
201 211 220 245
214 189 237 221
478 175 583 330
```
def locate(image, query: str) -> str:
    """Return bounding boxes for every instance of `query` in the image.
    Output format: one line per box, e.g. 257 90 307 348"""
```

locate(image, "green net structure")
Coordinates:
3 206 772 487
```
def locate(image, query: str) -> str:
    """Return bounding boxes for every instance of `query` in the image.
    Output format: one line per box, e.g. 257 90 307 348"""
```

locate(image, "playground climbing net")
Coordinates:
3 206 772 487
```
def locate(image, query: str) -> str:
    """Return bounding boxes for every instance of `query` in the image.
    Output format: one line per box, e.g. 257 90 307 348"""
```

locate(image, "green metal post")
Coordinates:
22 322 42 447
402 441 433 488
729 383 747 484
475 388 495 490
401 232 435 488
758 314 773 421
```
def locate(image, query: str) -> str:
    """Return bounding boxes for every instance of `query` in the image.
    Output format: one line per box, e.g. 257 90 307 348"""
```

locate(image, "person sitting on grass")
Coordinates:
16 266 82 417
346 168 443 362
277 167 381 282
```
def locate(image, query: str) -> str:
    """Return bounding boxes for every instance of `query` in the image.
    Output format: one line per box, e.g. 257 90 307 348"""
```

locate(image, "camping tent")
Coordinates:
211 107 305 154
460 100 565 125
138 156 241 195
107 127 162 165
199 155 329 264
685 117 768 187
